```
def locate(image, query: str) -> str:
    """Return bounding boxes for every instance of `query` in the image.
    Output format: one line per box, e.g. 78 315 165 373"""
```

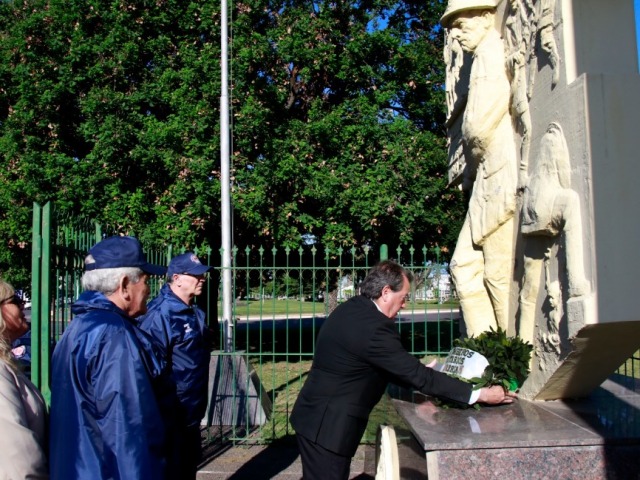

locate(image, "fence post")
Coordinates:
94 221 102 243
30 203 42 389
30 201 52 403
380 244 388 261
40 202 52 404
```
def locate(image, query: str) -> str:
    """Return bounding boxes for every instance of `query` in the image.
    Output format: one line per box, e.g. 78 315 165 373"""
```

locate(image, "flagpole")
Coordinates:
220 0 233 352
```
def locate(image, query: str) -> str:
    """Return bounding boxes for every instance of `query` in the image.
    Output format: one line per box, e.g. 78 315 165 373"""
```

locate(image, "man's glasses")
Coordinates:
386 285 411 302
179 273 208 280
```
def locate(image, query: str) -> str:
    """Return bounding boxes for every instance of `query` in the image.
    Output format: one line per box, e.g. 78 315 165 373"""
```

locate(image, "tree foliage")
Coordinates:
231 0 463 249
0 0 463 289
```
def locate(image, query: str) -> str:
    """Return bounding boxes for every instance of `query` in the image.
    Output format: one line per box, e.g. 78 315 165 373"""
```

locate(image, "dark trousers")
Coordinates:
167 424 202 480
296 434 351 480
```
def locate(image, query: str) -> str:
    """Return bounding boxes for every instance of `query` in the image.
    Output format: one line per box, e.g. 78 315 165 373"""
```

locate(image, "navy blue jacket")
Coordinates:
139 284 210 428
50 291 166 480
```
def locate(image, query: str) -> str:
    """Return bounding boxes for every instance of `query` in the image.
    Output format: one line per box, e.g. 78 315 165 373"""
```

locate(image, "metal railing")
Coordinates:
31 201 640 448
31 202 460 446
30 203 214 401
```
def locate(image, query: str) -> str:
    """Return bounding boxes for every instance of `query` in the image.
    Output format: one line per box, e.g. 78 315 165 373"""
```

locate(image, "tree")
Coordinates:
0 0 463 289
0 0 224 287
230 0 464 250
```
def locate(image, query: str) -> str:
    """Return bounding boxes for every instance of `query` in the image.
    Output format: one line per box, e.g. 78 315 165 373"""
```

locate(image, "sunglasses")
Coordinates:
178 273 208 279
1 295 24 307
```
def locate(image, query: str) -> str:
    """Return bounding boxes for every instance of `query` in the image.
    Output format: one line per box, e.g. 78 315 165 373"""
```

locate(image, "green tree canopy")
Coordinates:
231 0 463 248
0 0 463 288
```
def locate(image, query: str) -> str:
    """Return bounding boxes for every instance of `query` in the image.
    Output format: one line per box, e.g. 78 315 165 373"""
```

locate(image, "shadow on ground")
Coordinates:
224 437 300 480
198 430 376 479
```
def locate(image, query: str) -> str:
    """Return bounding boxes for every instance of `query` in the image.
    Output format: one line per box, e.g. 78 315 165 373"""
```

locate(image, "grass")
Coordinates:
224 298 460 317
250 350 640 446
250 357 410 445
250 357 310 442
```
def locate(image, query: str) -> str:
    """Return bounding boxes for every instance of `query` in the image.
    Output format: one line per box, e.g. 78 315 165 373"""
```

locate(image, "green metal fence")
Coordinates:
30 203 214 401
214 242 462 444
31 202 462 446
31 201 640 448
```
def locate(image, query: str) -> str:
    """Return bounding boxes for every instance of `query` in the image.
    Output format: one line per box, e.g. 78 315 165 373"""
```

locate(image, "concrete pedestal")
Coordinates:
387 375 640 479
203 351 271 428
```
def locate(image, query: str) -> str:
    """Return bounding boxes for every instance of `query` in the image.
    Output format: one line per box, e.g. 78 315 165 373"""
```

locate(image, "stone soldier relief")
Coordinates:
442 0 640 400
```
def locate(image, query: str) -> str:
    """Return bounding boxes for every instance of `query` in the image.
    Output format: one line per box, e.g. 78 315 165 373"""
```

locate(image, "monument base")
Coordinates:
203 351 272 428
527 321 640 400
425 445 639 479
385 375 640 479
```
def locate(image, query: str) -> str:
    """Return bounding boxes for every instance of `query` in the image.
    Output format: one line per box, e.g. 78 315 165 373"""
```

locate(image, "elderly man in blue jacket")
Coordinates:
140 252 214 480
50 236 168 480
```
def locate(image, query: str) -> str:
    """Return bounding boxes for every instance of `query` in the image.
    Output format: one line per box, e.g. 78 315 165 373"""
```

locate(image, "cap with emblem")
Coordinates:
167 252 213 277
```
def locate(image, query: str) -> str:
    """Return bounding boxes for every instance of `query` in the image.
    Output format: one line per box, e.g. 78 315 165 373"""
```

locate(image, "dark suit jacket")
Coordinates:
290 295 473 457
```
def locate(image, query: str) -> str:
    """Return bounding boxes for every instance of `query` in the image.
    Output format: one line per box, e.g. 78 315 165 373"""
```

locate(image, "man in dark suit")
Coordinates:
290 260 515 479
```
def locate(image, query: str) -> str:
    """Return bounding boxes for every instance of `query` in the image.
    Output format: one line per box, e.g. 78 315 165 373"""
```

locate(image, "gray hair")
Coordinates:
359 260 413 300
82 267 145 295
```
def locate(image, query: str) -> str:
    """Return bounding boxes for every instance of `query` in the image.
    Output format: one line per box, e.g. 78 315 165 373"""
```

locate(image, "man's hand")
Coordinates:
425 359 438 369
477 385 517 405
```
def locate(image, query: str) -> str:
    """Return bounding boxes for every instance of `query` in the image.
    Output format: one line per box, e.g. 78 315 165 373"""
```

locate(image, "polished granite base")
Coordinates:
388 375 640 479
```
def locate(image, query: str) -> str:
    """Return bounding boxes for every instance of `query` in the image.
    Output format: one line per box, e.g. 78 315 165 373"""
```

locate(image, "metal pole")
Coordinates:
40 202 52 404
380 244 388 261
220 0 233 352
31 203 42 388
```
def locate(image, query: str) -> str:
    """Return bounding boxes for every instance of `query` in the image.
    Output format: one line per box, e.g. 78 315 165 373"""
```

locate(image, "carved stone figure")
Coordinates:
539 0 560 87
444 29 472 190
518 122 589 345
442 0 519 337
441 0 640 402
504 0 537 188
542 279 562 354
445 35 465 117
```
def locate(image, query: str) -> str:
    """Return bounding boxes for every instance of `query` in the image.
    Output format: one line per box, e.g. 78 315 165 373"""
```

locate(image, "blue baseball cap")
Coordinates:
84 236 167 276
167 252 213 277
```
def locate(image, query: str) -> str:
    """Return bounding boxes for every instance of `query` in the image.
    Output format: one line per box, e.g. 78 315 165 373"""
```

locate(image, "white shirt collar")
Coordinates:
372 298 383 313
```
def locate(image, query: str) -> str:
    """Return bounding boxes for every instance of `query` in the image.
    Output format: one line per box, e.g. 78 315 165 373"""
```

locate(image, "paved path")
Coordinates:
197 443 375 479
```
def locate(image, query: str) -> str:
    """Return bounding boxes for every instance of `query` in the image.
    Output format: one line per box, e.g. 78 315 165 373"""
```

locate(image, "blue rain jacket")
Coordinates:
139 284 210 429
50 291 167 480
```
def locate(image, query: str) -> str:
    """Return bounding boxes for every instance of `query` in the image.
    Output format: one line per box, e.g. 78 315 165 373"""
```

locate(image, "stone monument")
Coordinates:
375 3 640 477
443 0 640 400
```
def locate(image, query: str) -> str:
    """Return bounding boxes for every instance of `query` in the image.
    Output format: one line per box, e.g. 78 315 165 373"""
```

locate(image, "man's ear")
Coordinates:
119 275 132 301
380 285 391 303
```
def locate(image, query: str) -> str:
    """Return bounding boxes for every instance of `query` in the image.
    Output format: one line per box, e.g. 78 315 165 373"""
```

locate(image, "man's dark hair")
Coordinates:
359 260 413 300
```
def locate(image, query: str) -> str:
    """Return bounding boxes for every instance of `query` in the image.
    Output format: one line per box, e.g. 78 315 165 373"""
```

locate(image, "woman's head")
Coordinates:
0 280 28 343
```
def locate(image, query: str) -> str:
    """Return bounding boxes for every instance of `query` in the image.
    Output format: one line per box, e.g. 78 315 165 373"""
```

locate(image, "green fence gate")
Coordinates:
29 201 472 447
